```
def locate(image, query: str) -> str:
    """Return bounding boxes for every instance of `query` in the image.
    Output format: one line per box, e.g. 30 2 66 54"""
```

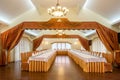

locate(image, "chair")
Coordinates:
21 62 29 71
21 52 32 71
104 63 112 72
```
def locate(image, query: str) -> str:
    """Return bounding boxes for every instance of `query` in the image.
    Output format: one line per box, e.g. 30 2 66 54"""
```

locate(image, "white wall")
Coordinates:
37 40 51 50
39 36 108 52
71 41 82 50
37 39 82 50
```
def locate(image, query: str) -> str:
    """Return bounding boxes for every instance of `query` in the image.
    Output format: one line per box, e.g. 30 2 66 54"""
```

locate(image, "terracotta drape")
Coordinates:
96 23 119 52
33 35 90 51
0 33 2 65
0 18 119 65
0 23 24 65
96 23 119 63
78 36 90 51
33 35 44 51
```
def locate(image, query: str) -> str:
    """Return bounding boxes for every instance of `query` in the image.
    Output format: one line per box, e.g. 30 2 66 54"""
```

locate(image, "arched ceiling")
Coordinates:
25 29 96 38
0 0 119 36
0 0 120 24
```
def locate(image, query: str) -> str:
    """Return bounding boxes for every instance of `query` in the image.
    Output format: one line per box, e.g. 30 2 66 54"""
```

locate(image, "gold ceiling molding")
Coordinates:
23 18 96 30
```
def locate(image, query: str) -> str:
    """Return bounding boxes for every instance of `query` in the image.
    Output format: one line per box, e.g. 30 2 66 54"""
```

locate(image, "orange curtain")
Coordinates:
0 18 119 65
96 23 119 52
33 36 44 51
78 36 90 51
0 23 24 65
0 33 2 65
96 23 119 63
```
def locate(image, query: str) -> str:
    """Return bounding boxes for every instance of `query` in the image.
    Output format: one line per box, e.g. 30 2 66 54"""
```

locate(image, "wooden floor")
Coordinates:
0 55 120 80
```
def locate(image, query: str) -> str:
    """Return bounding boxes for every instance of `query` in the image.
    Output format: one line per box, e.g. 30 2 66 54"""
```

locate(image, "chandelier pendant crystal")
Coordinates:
47 0 69 17
56 30 64 35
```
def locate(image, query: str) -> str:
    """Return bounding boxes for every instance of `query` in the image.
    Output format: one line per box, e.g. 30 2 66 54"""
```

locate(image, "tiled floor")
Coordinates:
0 55 120 80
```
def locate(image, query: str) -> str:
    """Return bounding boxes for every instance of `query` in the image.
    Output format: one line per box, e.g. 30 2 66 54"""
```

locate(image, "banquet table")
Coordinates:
68 50 107 73
28 50 56 72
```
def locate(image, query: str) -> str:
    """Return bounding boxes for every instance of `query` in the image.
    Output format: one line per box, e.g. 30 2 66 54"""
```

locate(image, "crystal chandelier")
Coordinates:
47 0 69 17
56 30 64 35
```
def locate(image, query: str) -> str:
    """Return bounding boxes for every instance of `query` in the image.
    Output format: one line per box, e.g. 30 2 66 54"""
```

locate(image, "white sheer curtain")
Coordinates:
52 42 71 50
14 37 32 61
92 37 106 52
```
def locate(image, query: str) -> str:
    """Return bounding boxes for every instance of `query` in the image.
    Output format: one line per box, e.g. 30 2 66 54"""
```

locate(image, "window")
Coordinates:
52 42 71 50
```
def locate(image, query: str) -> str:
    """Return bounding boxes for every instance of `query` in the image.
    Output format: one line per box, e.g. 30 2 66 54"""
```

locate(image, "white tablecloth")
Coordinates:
29 50 56 62
69 50 107 62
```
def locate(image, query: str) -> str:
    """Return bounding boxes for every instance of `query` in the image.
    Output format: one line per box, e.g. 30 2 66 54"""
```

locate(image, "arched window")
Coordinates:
52 42 71 50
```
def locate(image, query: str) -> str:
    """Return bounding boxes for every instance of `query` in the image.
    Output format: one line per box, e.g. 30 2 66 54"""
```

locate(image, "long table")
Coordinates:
28 50 56 72
56 50 68 55
68 50 107 73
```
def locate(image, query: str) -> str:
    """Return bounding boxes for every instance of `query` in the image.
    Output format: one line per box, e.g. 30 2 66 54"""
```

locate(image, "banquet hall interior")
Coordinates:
0 0 120 80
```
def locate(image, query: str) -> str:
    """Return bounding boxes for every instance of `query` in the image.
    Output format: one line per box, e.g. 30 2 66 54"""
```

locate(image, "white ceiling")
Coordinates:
0 0 119 37
85 0 120 23
32 0 85 8
0 20 8 32
0 0 34 23
31 0 86 14
0 0 120 23
25 29 96 38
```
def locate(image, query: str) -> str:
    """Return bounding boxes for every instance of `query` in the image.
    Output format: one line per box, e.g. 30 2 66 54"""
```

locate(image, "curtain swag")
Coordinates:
0 18 119 65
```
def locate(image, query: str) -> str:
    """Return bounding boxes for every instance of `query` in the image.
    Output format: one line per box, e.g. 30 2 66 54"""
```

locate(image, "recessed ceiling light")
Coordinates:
0 17 10 24
111 18 120 24
83 0 89 8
